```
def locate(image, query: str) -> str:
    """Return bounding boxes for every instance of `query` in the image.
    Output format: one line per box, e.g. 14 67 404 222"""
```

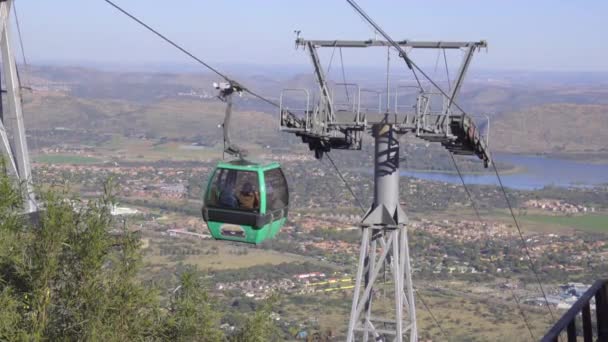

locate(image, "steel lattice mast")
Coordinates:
279 37 491 341
0 0 36 213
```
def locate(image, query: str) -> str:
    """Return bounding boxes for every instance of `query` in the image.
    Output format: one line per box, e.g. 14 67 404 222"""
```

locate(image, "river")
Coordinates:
401 154 608 190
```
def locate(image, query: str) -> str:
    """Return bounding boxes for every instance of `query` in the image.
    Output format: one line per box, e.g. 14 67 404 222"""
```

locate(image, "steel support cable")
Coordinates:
449 153 483 222
443 49 452 92
491 161 557 322
12 1 41 157
348 1 382 41
339 48 350 104
104 0 226 79
432 49 441 79
449 154 537 341
13 3 28 74
345 0 474 116
414 288 450 342
12 2 31 92
325 152 366 213
511 286 537 341
326 42 337 74
448 158 529 329
451 154 555 339
102 0 281 111
345 0 423 91
345 0 420 95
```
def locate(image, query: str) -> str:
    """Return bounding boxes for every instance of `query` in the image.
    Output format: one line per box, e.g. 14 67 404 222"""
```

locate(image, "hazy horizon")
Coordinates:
24 60 608 88
16 0 608 73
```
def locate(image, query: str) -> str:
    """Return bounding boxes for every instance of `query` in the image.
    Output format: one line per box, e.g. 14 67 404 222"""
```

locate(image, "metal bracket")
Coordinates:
214 81 247 160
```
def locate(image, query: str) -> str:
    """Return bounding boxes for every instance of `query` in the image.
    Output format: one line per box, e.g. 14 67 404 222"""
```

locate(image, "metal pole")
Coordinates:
370 124 401 220
347 227 371 342
403 226 417 342
386 47 391 113
347 124 415 341
0 0 36 213
363 231 377 342
222 92 234 154
393 230 403 342
444 45 475 114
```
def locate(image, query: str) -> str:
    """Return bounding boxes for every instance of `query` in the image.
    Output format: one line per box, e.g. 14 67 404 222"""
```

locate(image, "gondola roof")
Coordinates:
216 160 281 172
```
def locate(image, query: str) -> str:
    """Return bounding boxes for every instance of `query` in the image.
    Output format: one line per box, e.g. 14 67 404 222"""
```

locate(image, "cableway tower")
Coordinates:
279 36 491 342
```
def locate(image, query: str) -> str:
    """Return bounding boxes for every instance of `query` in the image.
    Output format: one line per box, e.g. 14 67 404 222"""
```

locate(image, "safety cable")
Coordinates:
325 152 366 213
432 49 441 79
102 0 281 111
511 285 537 341
492 161 556 322
326 42 337 74
450 155 539 341
345 0 422 90
13 2 28 72
12 1 42 157
345 0 412 71
415 288 450 342
449 153 483 223
443 49 452 92
346 0 471 116
104 0 226 80
12 2 30 92
339 48 350 104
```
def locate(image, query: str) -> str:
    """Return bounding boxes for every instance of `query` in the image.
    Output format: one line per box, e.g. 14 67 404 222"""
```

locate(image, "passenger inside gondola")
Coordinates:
218 182 238 208
203 161 289 244
207 168 261 212
237 182 259 210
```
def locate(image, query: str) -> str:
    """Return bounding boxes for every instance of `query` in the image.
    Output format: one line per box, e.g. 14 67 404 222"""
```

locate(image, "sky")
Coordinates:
14 0 608 72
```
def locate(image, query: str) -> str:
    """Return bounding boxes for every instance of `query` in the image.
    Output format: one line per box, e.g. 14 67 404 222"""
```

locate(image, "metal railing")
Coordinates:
541 279 608 342
331 83 362 125
279 88 310 132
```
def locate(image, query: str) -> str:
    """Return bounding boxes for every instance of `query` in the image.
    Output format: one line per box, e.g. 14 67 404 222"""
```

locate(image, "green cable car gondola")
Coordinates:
202 160 289 244
201 82 289 244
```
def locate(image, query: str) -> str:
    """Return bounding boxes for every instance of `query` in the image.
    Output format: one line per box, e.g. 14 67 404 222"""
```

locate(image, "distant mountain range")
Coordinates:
20 64 608 155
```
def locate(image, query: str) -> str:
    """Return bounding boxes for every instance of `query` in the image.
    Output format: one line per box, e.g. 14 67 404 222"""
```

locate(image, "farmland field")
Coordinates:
520 214 608 233
34 154 102 164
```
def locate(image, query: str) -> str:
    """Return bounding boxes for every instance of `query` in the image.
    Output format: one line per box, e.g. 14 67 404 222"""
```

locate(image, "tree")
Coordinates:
229 297 281 342
163 270 223 342
0 171 163 341
0 164 280 341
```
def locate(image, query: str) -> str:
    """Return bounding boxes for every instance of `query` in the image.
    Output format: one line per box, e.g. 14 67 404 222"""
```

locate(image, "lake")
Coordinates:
401 154 608 190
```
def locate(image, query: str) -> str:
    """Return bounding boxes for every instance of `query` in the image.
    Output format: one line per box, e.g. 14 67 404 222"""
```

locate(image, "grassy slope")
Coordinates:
520 213 608 233
34 154 103 164
143 237 324 271
280 285 553 341
24 94 279 146
493 103 608 154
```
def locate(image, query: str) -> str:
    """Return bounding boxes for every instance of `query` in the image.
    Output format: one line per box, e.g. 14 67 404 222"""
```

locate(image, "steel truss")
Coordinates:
347 123 416 342
348 227 416 342
279 36 492 341
280 37 491 166
0 0 36 213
